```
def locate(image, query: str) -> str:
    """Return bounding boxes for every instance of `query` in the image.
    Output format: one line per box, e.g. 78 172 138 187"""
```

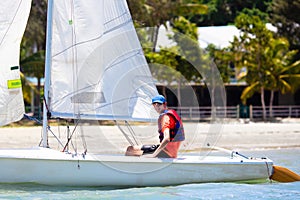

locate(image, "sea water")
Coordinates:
1 149 299 200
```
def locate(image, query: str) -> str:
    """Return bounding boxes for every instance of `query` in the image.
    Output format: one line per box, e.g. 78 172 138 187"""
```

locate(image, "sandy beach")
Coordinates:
0 120 299 154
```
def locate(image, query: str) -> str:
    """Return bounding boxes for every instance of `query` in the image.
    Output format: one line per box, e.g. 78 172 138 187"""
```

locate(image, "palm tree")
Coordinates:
21 51 45 118
236 15 272 120
20 0 47 118
264 38 300 117
239 35 300 120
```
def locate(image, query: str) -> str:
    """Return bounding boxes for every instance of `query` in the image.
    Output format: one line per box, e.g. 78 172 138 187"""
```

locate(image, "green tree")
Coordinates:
21 0 47 117
263 38 300 117
142 16 210 104
206 45 234 83
21 51 45 118
190 0 272 26
231 12 300 120
127 0 207 51
171 16 206 83
269 0 300 60
23 0 47 54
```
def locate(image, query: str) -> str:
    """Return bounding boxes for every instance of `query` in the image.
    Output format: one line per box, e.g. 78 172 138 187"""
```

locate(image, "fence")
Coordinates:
27 105 300 121
171 105 300 121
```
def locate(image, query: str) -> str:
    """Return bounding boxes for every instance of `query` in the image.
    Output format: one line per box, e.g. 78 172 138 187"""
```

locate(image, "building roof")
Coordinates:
156 25 240 50
156 24 276 50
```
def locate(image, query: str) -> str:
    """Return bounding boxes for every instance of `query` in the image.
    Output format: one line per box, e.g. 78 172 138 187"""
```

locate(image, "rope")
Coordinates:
115 120 141 146
23 114 42 124
115 120 134 146
62 120 79 152
24 114 65 148
125 121 142 145
206 143 249 159
43 96 51 118
78 120 88 155
46 125 65 148
25 113 88 155
59 119 88 156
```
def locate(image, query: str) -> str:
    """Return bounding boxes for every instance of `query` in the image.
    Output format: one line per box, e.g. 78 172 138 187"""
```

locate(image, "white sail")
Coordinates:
0 0 32 126
48 0 158 121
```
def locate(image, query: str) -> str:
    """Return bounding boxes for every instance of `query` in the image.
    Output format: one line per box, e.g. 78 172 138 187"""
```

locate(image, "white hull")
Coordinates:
0 147 273 186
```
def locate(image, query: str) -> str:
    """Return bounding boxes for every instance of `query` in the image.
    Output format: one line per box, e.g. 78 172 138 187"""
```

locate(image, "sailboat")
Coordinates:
0 0 299 186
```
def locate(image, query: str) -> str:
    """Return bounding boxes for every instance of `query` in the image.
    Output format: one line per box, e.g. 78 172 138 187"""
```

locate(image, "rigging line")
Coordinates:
125 120 142 145
72 119 78 155
37 125 65 148
47 125 65 148
23 114 65 148
78 119 88 155
66 0 83 155
69 0 79 108
70 1 87 155
23 114 42 124
115 120 134 146
43 96 50 117
65 122 70 152
61 119 79 152
70 118 87 155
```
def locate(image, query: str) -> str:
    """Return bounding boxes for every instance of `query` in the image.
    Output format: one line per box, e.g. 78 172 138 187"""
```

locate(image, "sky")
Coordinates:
156 24 277 50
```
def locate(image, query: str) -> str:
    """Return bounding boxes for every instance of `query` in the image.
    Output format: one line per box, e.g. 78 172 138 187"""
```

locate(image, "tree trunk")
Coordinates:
269 90 274 118
177 78 181 106
150 25 160 52
260 87 266 121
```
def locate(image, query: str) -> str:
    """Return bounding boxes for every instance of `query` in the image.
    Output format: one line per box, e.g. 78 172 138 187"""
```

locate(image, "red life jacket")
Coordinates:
158 109 185 142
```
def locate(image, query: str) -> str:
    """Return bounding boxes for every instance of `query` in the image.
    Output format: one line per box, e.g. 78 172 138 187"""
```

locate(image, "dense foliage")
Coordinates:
20 0 300 117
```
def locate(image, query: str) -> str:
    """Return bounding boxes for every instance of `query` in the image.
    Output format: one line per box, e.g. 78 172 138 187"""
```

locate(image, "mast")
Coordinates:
42 0 54 148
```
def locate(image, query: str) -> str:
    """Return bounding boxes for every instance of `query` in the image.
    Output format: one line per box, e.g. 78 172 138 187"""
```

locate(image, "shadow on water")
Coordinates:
0 178 273 192
0 182 129 191
1 181 300 200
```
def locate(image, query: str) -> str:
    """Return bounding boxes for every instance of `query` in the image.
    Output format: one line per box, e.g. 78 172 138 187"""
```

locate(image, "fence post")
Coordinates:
249 105 253 120
236 105 240 119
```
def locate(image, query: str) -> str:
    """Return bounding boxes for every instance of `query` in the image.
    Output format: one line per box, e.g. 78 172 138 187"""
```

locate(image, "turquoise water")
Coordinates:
1 149 299 200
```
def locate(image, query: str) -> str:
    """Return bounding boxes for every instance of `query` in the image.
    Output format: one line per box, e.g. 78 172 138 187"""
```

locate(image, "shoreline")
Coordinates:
1 121 299 154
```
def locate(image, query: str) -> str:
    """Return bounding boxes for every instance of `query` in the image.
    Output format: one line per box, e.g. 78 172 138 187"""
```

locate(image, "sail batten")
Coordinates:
0 0 32 126
50 112 155 122
48 0 158 121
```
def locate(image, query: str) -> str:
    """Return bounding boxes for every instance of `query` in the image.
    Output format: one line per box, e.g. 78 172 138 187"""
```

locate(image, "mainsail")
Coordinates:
0 0 32 126
47 0 158 121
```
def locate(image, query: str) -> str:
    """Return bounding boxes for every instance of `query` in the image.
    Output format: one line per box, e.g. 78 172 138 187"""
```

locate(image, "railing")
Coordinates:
26 105 300 121
170 105 300 121
251 105 300 119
